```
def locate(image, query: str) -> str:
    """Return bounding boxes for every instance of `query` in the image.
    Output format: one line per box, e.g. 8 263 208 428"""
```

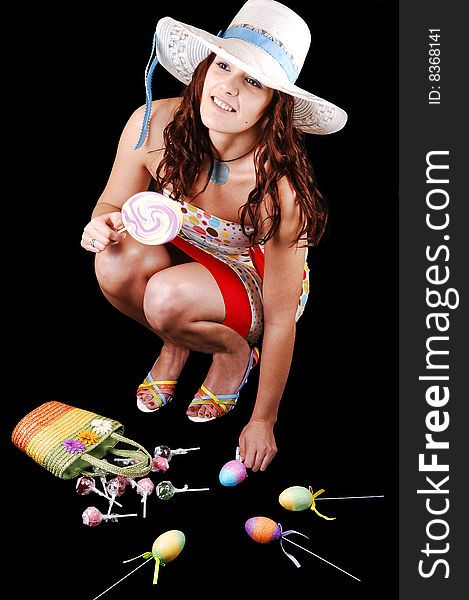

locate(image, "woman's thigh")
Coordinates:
95 235 193 284
94 236 196 326
144 262 226 327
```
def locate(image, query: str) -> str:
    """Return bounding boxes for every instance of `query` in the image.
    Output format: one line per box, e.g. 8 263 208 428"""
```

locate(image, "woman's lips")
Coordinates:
211 95 236 112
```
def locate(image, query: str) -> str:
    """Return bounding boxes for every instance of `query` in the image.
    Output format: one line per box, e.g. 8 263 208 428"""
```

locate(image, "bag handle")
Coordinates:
80 432 153 478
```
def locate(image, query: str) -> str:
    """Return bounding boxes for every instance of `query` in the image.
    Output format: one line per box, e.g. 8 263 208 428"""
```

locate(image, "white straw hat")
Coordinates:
135 0 347 148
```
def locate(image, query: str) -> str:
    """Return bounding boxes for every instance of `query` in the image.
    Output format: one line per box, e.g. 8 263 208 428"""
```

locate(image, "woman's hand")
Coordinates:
81 212 127 253
239 418 277 472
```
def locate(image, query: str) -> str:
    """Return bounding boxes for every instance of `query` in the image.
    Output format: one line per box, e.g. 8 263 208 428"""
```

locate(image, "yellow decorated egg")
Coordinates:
279 485 313 511
152 530 186 563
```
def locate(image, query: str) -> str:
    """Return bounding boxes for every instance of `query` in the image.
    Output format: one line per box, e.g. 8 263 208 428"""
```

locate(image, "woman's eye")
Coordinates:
246 77 262 88
216 61 229 71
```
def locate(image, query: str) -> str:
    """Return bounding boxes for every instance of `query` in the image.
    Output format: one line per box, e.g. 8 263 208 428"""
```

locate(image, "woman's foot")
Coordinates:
137 342 190 412
186 342 259 421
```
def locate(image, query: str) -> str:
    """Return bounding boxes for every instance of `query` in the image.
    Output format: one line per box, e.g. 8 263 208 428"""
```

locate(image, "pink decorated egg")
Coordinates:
219 459 247 486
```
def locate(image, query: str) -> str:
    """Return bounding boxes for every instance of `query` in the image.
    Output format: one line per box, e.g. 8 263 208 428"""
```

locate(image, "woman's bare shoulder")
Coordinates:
122 97 183 149
147 97 183 143
262 175 296 215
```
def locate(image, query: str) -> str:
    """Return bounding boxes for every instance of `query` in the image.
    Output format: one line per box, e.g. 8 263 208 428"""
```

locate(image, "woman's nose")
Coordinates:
221 75 240 96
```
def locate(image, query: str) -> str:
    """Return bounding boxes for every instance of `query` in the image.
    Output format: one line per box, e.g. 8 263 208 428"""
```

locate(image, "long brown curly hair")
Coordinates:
153 54 328 247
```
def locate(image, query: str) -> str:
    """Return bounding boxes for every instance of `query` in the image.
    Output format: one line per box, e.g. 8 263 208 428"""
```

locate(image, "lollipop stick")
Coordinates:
184 487 210 492
282 537 361 582
117 226 127 234
100 478 110 499
94 488 113 501
92 487 122 507
316 495 384 501
107 497 116 515
92 557 153 600
175 446 201 454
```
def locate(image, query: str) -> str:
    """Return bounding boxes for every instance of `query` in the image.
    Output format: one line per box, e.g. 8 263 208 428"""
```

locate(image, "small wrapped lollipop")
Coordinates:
245 516 360 581
76 476 122 508
155 480 209 501
91 465 110 499
82 506 137 527
119 192 183 245
134 477 155 518
152 444 200 472
91 531 186 599
219 446 247 487
152 455 170 472
106 476 128 514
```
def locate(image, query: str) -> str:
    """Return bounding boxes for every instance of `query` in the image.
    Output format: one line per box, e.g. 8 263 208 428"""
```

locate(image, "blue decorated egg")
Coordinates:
219 459 247 486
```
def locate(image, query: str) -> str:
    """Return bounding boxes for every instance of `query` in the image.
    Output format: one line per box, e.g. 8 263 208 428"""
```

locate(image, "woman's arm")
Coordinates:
239 178 307 471
82 99 178 252
92 105 153 218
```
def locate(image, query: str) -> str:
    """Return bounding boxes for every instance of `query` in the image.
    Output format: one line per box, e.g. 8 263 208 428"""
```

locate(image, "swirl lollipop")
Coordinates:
82 506 137 527
120 192 183 245
245 516 360 581
155 480 209 501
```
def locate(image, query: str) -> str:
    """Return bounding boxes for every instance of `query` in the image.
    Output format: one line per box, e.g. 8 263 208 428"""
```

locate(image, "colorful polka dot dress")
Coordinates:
177 199 310 344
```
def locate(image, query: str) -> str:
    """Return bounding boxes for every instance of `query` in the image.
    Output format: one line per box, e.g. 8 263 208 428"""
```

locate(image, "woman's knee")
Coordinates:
143 275 193 333
95 243 148 295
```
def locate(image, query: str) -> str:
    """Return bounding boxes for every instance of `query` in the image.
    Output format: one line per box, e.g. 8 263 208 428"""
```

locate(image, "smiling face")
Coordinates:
200 56 274 136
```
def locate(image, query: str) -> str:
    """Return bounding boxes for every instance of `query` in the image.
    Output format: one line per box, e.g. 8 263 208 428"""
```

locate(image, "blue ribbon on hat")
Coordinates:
135 26 299 150
219 27 299 84
135 31 159 150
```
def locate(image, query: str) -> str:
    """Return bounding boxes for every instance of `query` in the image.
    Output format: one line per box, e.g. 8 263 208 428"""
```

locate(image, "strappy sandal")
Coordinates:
136 370 177 413
186 347 260 422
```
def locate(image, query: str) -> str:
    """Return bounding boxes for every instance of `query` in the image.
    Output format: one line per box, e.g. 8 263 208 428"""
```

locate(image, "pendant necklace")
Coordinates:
208 145 256 185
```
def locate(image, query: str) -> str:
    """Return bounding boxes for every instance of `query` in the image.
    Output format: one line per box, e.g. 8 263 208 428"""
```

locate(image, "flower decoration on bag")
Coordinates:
63 439 86 454
78 430 100 446
90 418 113 435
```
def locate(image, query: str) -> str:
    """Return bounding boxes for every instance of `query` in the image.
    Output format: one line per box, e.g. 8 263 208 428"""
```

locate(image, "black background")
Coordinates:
5 1 397 598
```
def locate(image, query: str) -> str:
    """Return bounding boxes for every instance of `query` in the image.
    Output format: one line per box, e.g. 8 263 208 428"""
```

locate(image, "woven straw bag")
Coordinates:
12 401 153 480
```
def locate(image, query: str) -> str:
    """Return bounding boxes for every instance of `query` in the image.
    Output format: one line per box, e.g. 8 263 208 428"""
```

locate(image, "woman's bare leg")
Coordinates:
94 236 191 381
142 262 252 419
94 236 189 326
95 239 253 418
